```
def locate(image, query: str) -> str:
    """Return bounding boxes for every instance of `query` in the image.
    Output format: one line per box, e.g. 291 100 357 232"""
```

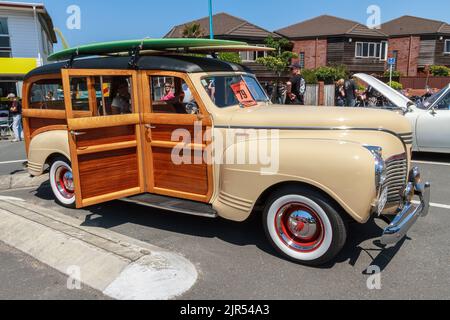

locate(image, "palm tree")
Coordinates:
182 23 205 38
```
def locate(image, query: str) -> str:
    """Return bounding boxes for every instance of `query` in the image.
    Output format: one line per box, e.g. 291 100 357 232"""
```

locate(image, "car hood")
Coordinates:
353 73 414 110
227 105 412 134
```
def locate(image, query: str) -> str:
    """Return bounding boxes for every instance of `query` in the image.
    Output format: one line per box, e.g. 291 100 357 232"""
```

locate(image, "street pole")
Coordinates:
209 0 214 39
389 63 393 86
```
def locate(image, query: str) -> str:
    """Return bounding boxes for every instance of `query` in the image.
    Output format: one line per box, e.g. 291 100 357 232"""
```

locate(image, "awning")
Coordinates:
0 58 37 76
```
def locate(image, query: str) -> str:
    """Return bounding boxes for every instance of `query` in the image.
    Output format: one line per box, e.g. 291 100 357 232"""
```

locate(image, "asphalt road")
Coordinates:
0 241 108 300
0 141 27 176
0 141 449 300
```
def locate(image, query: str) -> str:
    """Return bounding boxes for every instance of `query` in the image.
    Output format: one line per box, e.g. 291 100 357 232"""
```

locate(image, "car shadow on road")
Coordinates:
33 182 408 270
413 152 450 163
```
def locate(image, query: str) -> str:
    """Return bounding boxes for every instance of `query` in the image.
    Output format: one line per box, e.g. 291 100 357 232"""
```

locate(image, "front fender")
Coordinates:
214 138 376 223
28 130 71 176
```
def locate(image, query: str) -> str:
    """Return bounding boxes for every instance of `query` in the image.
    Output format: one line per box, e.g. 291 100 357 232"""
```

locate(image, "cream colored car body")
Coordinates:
28 71 413 225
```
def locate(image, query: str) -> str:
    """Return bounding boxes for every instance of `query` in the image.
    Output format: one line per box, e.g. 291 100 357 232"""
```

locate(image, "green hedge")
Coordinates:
388 81 403 90
429 65 450 77
301 65 348 85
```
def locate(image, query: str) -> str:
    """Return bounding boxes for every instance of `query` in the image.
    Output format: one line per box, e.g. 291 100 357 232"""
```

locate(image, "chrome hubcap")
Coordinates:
275 202 324 253
287 210 318 239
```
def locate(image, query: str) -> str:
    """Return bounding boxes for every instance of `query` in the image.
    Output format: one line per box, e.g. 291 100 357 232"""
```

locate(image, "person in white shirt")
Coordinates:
111 81 131 114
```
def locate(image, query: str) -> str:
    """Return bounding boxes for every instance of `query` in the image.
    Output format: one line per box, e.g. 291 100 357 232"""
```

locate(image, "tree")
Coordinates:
182 23 205 39
256 36 298 77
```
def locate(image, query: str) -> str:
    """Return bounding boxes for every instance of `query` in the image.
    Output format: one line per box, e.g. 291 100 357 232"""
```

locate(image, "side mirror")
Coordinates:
430 107 437 116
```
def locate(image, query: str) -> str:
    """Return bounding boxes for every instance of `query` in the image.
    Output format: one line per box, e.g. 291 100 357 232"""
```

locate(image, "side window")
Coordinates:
435 92 450 110
150 76 198 114
93 76 133 116
29 79 65 110
69 77 89 111
67 75 134 117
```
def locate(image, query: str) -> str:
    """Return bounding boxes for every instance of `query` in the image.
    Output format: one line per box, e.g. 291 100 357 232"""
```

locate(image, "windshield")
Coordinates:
201 74 269 108
418 87 448 109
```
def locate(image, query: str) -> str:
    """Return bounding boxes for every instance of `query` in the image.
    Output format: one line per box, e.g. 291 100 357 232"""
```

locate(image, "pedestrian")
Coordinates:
7 93 23 142
286 63 306 105
344 76 357 107
335 79 346 107
276 81 287 104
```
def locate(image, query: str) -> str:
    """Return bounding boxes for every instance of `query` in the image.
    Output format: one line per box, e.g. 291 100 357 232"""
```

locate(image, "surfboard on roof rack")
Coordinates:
48 38 274 62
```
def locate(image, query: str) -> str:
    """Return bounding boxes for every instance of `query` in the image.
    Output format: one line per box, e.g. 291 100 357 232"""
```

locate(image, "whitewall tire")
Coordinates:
49 157 76 208
263 186 347 266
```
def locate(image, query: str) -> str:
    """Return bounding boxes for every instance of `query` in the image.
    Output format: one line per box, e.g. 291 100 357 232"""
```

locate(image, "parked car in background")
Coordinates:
354 74 450 154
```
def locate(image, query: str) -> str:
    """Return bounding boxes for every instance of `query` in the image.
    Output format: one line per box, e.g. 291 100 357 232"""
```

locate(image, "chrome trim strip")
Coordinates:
216 126 409 154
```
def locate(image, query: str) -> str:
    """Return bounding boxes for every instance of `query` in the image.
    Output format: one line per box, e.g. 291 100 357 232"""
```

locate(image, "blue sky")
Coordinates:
10 0 450 50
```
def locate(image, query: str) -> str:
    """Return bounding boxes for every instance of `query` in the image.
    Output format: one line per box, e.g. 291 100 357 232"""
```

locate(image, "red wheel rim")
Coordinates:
55 166 74 199
274 202 325 253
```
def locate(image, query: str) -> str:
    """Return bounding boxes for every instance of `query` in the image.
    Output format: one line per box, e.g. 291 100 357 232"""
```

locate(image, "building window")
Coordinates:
380 41 388 61
355 41 387 60
392 50 398 70
0 18 11 57
445 40 450 54
299 52 305 69
240 45 267 62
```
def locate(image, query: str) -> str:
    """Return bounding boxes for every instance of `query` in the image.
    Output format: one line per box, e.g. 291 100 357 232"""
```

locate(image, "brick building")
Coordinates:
275 15 388 74
381 16 450 76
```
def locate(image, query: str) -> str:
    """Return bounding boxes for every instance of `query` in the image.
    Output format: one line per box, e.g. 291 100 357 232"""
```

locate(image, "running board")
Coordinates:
121 193 218 218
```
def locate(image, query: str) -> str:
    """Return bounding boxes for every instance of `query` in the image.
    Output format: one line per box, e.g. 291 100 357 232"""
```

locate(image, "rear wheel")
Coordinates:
263 186 347 266
49 157 76 208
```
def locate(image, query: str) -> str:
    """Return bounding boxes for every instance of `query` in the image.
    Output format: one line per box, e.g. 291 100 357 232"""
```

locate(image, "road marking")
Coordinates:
0 160 26 165
412 160 450 167
0 196 25 202
412 200 450 210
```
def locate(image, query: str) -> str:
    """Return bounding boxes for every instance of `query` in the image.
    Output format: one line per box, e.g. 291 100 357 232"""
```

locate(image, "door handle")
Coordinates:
70 130 87 136
145 124 156 130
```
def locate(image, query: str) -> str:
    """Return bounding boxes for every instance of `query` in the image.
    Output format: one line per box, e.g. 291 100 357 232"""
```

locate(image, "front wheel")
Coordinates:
49 157 76 208
263 186 347 266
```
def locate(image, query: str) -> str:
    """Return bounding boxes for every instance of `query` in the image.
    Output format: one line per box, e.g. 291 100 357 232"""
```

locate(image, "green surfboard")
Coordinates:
48 38 249 61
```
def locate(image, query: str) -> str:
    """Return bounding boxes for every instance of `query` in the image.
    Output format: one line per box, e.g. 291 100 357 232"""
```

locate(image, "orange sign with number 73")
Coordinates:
230 81 258 107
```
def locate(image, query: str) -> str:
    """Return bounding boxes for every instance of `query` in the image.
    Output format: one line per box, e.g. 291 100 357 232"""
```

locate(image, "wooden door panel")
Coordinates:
76 125 136 148
78 147 140 199
152 147 208 195
62 69 144 208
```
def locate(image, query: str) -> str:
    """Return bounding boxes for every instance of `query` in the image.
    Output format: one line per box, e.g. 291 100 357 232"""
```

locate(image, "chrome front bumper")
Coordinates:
381 170 431 246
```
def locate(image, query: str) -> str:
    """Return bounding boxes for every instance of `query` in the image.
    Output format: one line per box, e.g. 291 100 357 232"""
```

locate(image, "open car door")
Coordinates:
139 71 214 203
62 69 145 208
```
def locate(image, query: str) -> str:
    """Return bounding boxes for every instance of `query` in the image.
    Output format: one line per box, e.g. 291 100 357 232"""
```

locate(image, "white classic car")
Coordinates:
354 74 450 154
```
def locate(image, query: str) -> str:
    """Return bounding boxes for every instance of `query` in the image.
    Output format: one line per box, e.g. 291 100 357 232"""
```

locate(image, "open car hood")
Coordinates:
354 73 414 110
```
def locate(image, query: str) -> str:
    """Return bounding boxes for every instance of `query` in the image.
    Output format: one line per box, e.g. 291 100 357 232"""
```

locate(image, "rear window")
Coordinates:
29 79 65 110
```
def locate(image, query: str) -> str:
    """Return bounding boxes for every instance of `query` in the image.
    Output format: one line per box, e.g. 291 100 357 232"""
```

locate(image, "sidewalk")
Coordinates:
0 196 198 300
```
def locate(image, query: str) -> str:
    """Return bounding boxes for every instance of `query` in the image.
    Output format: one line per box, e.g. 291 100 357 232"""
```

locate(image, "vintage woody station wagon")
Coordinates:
22 39 430 266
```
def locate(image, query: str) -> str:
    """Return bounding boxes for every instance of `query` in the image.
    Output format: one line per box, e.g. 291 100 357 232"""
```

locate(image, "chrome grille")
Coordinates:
399 133 413 145
385 154 408 205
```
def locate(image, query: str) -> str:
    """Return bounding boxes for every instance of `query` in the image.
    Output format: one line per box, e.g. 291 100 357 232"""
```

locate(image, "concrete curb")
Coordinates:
0 197 198 300
0 173 49 191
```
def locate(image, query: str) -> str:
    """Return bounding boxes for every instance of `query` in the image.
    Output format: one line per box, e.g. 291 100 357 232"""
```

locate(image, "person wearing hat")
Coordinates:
7 93 23 142
286 63 306 105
